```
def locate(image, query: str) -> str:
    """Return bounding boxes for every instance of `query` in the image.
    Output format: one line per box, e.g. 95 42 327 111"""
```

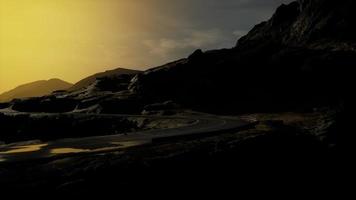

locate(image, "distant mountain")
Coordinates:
68 68 141 91
0 79 73 102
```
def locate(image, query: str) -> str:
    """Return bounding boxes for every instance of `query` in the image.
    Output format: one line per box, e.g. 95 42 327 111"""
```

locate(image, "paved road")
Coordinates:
0 112 252 163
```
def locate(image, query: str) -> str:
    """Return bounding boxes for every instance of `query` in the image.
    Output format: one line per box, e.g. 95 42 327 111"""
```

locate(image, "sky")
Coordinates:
0 0 293 93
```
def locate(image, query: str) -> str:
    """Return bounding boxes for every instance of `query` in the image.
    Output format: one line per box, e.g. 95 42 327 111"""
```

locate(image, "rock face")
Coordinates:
238 0 356 50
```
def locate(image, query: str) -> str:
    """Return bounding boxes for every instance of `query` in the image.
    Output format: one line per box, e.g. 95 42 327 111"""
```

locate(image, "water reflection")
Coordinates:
0 144 48 154
51 148 90 154
0 139 151 160
50 140 150 155
111 140 150 147
50 147 121 154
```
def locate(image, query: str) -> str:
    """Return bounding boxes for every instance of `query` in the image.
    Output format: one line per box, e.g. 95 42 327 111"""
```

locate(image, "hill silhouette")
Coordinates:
0 79 72 102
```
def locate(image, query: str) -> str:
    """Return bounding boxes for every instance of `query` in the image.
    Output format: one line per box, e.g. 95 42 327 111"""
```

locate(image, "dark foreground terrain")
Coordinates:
0 0 355 194
0 110 351 195
0 111 347 193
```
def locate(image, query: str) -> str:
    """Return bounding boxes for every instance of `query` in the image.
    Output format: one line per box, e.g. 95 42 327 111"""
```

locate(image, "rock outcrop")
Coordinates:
238 0 356 50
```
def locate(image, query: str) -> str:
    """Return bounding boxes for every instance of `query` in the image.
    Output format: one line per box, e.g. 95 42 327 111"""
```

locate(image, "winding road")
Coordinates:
0 111 253 163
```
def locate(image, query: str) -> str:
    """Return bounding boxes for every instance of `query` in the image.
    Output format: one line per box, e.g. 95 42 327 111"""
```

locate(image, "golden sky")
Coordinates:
0 0 162 92
0 0 291 93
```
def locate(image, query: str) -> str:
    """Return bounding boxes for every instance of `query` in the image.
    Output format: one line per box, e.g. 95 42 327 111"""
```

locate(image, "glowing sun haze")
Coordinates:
0 0 292 93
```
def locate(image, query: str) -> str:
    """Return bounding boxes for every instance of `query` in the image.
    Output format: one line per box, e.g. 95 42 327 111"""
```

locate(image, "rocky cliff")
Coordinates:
238 0 356 50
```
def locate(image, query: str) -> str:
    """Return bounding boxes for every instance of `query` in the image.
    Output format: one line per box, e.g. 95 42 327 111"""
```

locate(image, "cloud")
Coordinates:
233 30 248 39
141 0 294 60
143 29 230 58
